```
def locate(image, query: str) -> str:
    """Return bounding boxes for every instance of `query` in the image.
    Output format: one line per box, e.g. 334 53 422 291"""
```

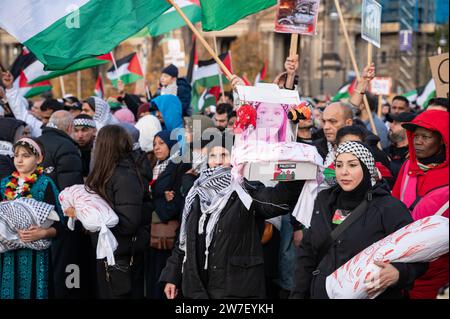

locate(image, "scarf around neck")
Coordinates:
179 166 233 270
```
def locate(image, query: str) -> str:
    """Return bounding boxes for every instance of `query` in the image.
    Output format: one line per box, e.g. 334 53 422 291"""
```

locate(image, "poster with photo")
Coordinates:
275 0 321 35
235 84 299 147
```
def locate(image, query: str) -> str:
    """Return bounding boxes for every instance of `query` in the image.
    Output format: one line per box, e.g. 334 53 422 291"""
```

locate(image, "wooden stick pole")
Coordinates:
167 0 233 80
286 34 299 89
378 94 383 118
59 76 66 97
333 0 378 136
77 71 82 98
213 35 226 103
367 43 373 66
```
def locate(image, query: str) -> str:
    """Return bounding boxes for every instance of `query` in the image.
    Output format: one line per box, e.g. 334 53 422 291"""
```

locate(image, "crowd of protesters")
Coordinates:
0 54 448 300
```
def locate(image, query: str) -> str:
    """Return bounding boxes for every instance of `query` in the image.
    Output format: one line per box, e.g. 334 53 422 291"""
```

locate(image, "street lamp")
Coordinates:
438 34 448 54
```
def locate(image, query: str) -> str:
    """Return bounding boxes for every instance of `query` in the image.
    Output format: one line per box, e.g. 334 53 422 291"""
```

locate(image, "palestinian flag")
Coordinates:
254 62 268 85
0 0 171 70
106 53 144 88
200 0 277 31
192 53 232 88
9 47 52 98
416 79 436 109
28 53 112 84
332 79 357 102
94 73 104 99
403 89 418 104
191 52 232 114
198 88 218 113
148 0 201 37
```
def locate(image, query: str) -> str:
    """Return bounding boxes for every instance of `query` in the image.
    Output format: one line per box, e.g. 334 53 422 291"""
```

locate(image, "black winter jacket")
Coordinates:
38 127 84 190
160 180 304 299
90 157 146 257
291 182 428 299
0 155 14 181
152 161 191 223
176 78 192 117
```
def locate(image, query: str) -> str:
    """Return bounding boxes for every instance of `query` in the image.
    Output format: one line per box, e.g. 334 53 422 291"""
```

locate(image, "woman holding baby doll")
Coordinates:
85 125 149 299
0 137 64 299
291 141 428 299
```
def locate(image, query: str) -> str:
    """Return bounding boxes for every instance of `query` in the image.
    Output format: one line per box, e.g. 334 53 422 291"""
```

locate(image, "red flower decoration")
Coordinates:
233 104 257 134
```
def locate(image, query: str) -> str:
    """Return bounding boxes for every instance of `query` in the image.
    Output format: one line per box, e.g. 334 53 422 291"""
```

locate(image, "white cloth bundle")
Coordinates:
326 216 449 299
59 185 119 266
0 198 59 253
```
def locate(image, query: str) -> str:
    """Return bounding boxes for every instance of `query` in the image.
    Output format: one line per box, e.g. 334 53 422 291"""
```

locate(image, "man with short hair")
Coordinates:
63 94 82 117
214 103 231 131
73 114 97 177
427 97 449 112
384 112 416 179
40 98 64 125
391 95 411 115
316 102 354 165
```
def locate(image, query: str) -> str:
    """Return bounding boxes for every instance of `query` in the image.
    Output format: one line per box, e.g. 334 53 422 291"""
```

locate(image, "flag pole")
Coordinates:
333 0 378 136
378 94 383 118
286 34 299 89
59 76 66 97
77 71 82 98
213 35 226 103
166 0 233 80
110 51 119 72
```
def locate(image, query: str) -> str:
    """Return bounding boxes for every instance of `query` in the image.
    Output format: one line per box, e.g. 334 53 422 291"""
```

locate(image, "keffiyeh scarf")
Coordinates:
179 167 233 270
0 198 57 252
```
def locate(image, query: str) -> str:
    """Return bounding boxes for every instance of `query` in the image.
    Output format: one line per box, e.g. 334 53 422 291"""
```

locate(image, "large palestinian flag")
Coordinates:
200 0 277 31
28 53 112 84
106 53 143 87
0 0 170 70
9 48 52 98
148 0 201 37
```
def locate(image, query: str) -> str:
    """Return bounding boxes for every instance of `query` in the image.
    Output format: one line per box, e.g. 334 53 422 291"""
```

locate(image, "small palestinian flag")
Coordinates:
28 53 112 84
9 47 52 98
107 53 143 88
94 73 104 99
254 62 268 85
332 79 357 102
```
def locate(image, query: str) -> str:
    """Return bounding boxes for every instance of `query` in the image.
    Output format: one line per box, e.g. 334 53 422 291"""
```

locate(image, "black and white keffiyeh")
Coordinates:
91 97 119 130
0 198 58 252
335 141 377 185
179 166 233 270
73 118 96 128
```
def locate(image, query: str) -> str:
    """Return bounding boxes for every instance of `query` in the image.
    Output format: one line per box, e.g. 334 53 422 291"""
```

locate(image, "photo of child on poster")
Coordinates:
248 101 290 144
275 0 321 35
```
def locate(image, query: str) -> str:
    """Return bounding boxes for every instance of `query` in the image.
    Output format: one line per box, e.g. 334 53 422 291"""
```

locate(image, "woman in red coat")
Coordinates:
392 110 449 299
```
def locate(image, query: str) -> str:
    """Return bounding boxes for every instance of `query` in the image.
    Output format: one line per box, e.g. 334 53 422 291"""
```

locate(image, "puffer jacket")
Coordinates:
291 182 428 299
38 127 84 191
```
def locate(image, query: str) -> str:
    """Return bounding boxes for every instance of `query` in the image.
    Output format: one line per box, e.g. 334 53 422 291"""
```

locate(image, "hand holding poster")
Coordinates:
275 0 321 35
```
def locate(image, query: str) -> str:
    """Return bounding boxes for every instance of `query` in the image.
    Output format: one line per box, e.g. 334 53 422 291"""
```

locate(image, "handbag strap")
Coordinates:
315 191 373 267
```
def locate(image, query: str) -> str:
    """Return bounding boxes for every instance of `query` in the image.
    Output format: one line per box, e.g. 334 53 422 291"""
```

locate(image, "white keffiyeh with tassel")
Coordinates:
179 166 251 270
